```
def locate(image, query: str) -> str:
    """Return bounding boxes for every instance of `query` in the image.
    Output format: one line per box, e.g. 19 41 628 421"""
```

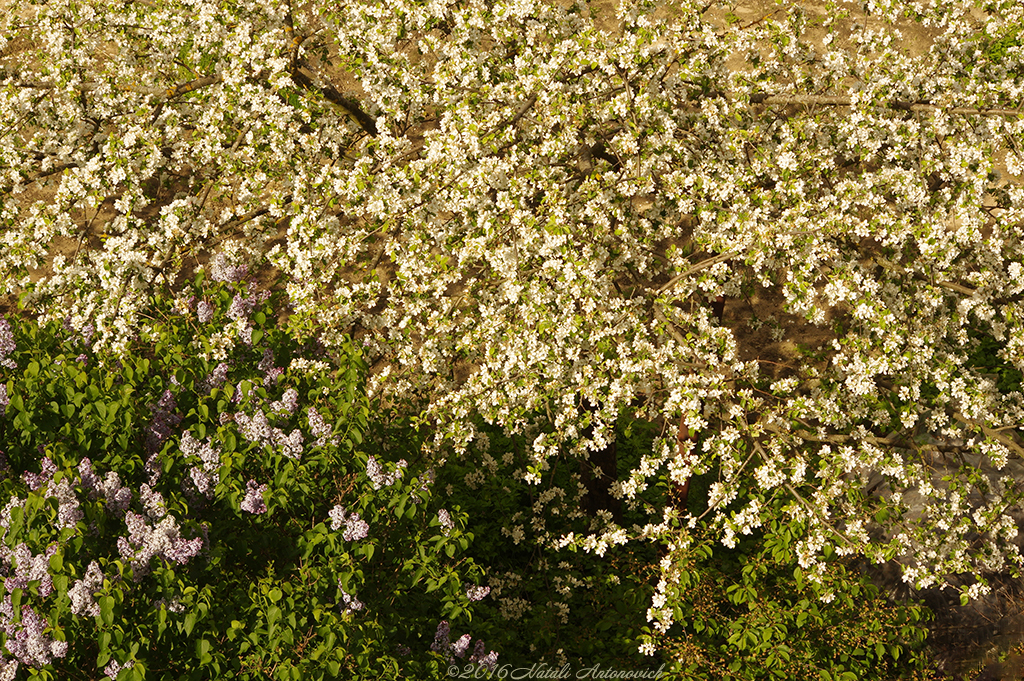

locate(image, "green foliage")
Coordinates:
650 519 935 680
433 412 660 667
0 275 489 679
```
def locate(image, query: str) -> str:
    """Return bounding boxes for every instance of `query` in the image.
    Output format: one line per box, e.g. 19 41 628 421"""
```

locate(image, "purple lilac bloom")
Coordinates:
263 366 284 386
227 292 255 323
68 561 105 617
196 300 214 324
431 621 451 656
100 472 132 516
307 407 339 448
466 585 490 601
103 659 134 680
51 478 83 530
139 484 166 520
209 252 247 283
257 348 275 373
180 431 221 500
0 384 9 417
438 509 454 536
0 658 14 681
271 388 299 415
2 605 60 667
5 543 56 599
327 505 369 541
235 410 304 460
145 389 182 456
338 587 364 614
22 458 57 492
201 361 231 394
366 457 407 490
117 512 204 580
452 634 472 659
279 429 304 460
240 480 268 514
0 497 25 531
474 650 499 670
79 458 101 498
0 318 16 369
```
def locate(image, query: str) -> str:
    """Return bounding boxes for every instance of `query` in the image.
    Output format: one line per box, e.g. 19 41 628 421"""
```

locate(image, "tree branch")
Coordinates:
291 65 377 137
749 93 1024 117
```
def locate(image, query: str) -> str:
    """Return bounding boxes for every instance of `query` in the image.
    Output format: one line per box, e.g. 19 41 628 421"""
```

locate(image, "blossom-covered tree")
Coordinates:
1 0 1023 654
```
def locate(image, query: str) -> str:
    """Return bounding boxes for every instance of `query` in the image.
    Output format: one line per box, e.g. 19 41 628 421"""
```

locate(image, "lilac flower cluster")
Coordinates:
117 512 204 581
0 540 66 670
196 299 215 324
2 543 56 598
145 388 182 456
79 459 133 515
209 252 248 283
0 603 67 668
306 406 339 448
103 658 134 680
223 283 270 348
240 480 268 514
179 431 221 500
430 621 498 669
51 478 83 530
139 484 167 521
0 497 24 531
235 409 304 459
68 560 105 617
0 657 16 681
412 468 435 504
366 456 407 490
328 505 369 541
465 585 491 601
0 318 16 370
0 384 8 417
438 509 454 537
270 388 299 415
257 349 284 387
226 291 256 324
338 582 364 614
201 361 231 394
21 457 56 492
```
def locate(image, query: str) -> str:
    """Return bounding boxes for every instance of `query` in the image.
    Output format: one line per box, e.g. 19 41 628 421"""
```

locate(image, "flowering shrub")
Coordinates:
0 0 1023 666
0 274 491 679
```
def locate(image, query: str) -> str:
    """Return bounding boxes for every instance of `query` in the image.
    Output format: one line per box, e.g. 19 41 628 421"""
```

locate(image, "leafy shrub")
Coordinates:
0 273 493 680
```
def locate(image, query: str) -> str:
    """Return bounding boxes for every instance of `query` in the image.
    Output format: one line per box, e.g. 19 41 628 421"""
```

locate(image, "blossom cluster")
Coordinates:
0 0 1022 664
328 505 370 541
430 620 498 669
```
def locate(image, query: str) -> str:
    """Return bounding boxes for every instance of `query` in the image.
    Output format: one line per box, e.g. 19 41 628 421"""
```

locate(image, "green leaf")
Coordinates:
184 612 196 636
99 595 115 626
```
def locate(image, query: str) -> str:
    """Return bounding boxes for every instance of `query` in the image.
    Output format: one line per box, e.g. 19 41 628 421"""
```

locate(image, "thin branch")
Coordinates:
291 65 377 137
749 93 1024 117
655 250 740 295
